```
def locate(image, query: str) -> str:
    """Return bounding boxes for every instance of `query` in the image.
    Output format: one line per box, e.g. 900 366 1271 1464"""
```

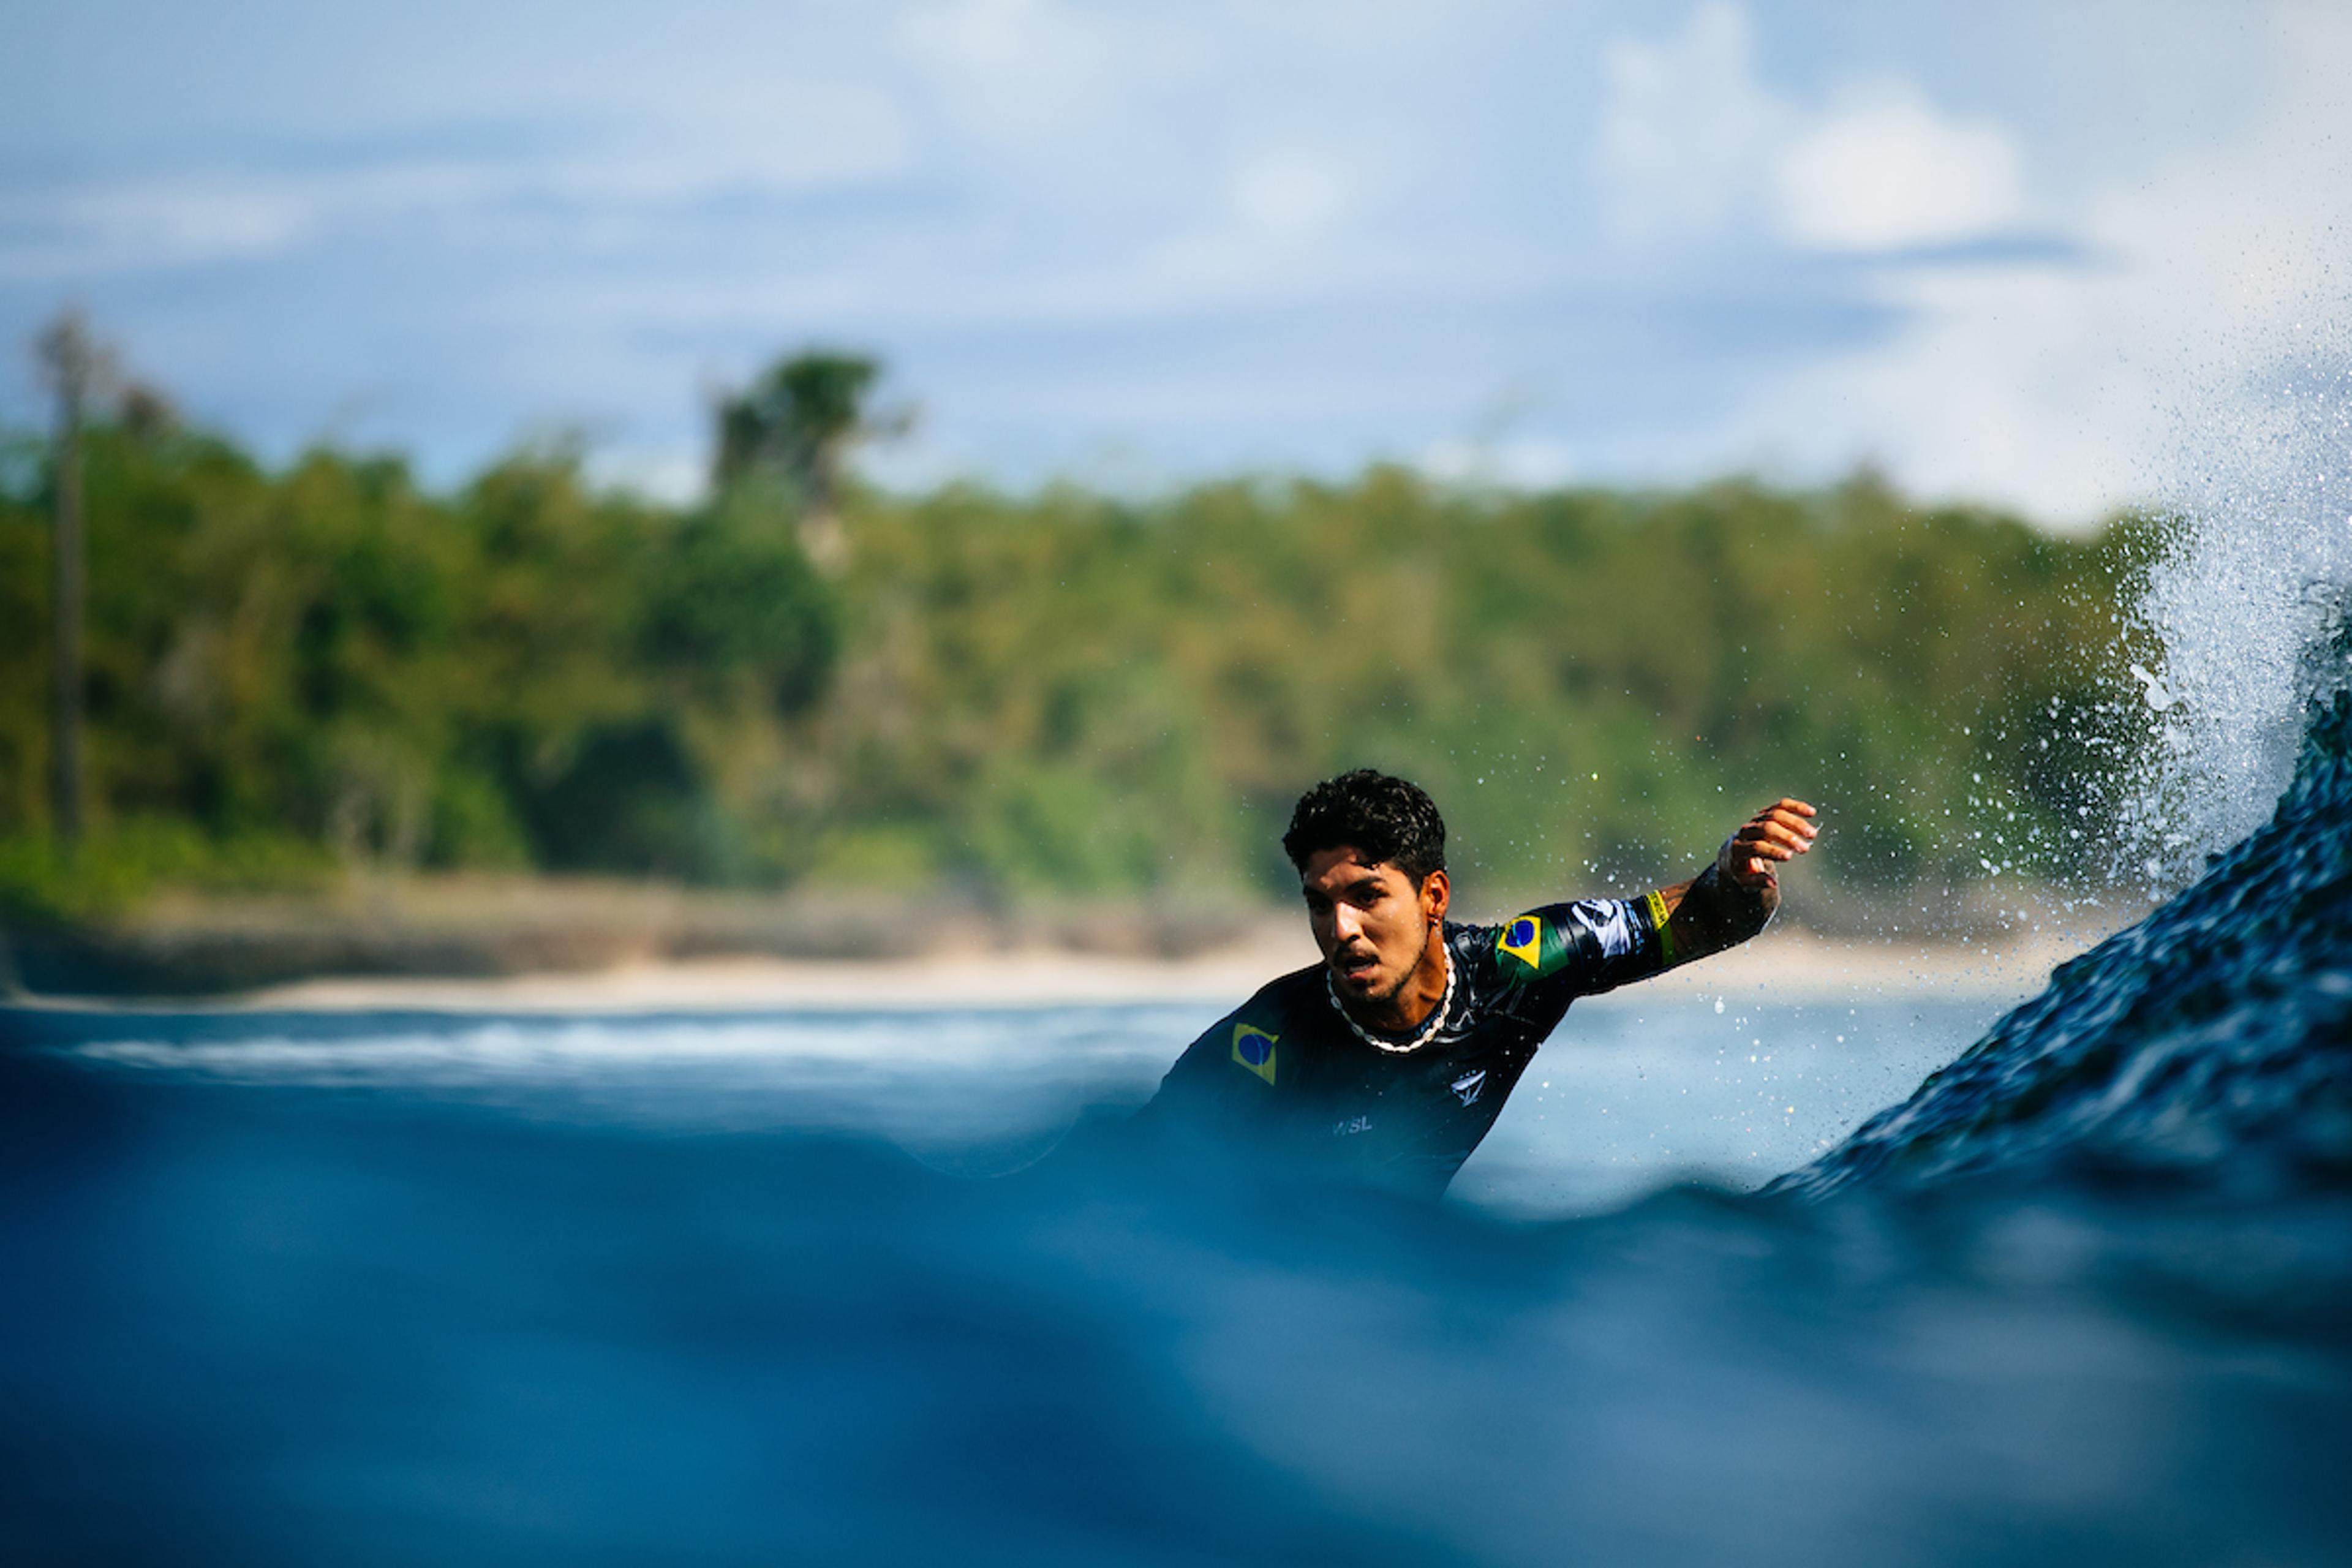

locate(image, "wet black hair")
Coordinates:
1281 769 1447 884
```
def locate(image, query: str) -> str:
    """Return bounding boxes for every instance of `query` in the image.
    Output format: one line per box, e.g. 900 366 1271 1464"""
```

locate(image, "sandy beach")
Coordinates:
37 916 2113 1016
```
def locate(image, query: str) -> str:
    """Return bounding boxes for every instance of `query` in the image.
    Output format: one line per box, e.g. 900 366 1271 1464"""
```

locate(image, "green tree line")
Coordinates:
0 378 2152 922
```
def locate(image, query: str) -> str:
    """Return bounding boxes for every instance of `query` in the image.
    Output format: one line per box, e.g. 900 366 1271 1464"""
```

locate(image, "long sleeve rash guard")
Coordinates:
1137 897 1676 1197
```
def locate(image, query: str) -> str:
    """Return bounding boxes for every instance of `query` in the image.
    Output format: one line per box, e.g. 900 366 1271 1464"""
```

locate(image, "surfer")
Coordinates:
1139 769 1816 1196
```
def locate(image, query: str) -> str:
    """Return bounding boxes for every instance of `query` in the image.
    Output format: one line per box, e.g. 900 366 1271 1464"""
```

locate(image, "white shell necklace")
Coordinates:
1327 940 1457 1055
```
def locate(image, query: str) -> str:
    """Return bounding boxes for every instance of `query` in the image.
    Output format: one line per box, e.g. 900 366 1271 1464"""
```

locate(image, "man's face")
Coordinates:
1300 846 1449 1005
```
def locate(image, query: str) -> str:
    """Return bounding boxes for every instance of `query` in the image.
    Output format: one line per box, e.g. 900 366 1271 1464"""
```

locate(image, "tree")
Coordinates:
712 351 907 568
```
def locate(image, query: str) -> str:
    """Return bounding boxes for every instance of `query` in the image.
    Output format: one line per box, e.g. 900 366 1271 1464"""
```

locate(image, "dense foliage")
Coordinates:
0 426 836 916
0 416 2149 918
816 469 2144 905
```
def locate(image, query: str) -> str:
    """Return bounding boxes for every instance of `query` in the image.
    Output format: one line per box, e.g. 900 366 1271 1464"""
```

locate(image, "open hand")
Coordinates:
1718 798 1817 891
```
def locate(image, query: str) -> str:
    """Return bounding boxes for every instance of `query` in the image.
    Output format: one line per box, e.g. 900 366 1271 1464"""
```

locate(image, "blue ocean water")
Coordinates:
6 685 2352 1563
6 988 1996 1212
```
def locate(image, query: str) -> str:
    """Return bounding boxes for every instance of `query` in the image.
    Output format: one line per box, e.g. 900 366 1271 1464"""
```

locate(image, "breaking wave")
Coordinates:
1777 655 2352 1199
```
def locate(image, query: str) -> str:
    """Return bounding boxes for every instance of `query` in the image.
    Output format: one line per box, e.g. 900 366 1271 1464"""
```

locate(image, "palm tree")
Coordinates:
714 351 908 568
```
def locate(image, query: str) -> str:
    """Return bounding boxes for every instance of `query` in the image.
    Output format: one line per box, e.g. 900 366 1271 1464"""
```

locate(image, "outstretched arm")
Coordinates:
1645 798 1817 967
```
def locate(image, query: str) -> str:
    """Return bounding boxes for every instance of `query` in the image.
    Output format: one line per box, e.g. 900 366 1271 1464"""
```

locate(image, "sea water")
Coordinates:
3 907 2346 1567
10 988 1999 1213
8 366 2352 1568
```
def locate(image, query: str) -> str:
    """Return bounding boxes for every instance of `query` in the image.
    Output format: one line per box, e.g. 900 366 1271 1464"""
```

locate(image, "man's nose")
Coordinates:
1332 904 1363 942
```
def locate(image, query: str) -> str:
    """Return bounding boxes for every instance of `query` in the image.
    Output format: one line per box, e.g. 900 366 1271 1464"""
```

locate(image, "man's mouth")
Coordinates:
1335 952 1381 986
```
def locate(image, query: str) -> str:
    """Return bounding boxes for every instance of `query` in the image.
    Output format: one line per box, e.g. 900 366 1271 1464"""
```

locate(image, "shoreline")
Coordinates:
7 920 2112 1016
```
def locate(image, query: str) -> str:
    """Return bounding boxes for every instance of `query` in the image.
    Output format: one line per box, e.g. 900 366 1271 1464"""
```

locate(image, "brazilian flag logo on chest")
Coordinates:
1497 913 1570 978
1231 1023 1278 1085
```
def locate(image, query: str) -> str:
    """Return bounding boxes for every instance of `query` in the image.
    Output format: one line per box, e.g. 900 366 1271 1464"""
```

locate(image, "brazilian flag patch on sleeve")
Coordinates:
1230 1022 1279 1086
1496 913 1571 979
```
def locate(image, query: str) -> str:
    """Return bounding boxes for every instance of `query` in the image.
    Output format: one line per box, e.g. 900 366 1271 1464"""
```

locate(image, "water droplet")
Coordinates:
2128 662 2175 712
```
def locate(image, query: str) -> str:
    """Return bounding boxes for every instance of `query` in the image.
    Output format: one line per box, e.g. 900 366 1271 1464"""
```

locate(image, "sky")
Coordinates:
4 0 2348 523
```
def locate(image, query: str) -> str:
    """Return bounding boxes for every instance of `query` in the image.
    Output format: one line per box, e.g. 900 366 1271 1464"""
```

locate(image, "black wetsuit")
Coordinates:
1139 892 1686 1197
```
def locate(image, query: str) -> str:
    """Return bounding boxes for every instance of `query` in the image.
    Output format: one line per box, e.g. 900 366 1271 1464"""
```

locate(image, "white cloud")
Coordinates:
544 85 917 203
1705 2 2352 522
1131 146 1365 298
1597 2 2028 254
1773 80 2025 251
1229 150 1355 246
0 164 489 281
1597 2 1785 242
0 77 918 285
0 179 318 279
898 0 1169 146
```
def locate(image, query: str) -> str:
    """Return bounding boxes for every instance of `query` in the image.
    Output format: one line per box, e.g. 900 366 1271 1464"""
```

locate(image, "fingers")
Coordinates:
1722 798 1819 887
1743 820 1811 854
1736 819 1815 858
1747 803 1819 845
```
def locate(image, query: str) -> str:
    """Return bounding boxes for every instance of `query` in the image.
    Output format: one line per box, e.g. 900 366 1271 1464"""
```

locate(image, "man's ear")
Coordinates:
1420 869 1450 922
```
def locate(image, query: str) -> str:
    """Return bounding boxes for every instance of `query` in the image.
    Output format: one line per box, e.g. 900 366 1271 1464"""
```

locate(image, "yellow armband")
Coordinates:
1643 890 1679 967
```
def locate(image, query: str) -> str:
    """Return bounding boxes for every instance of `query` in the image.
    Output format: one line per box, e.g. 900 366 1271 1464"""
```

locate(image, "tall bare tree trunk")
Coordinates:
39 312 100 848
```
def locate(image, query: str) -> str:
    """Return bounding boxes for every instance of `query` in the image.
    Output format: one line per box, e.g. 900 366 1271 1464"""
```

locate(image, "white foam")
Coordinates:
75 1009 1197 1087
2120 333 2352 888
71 1008 1210 1152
